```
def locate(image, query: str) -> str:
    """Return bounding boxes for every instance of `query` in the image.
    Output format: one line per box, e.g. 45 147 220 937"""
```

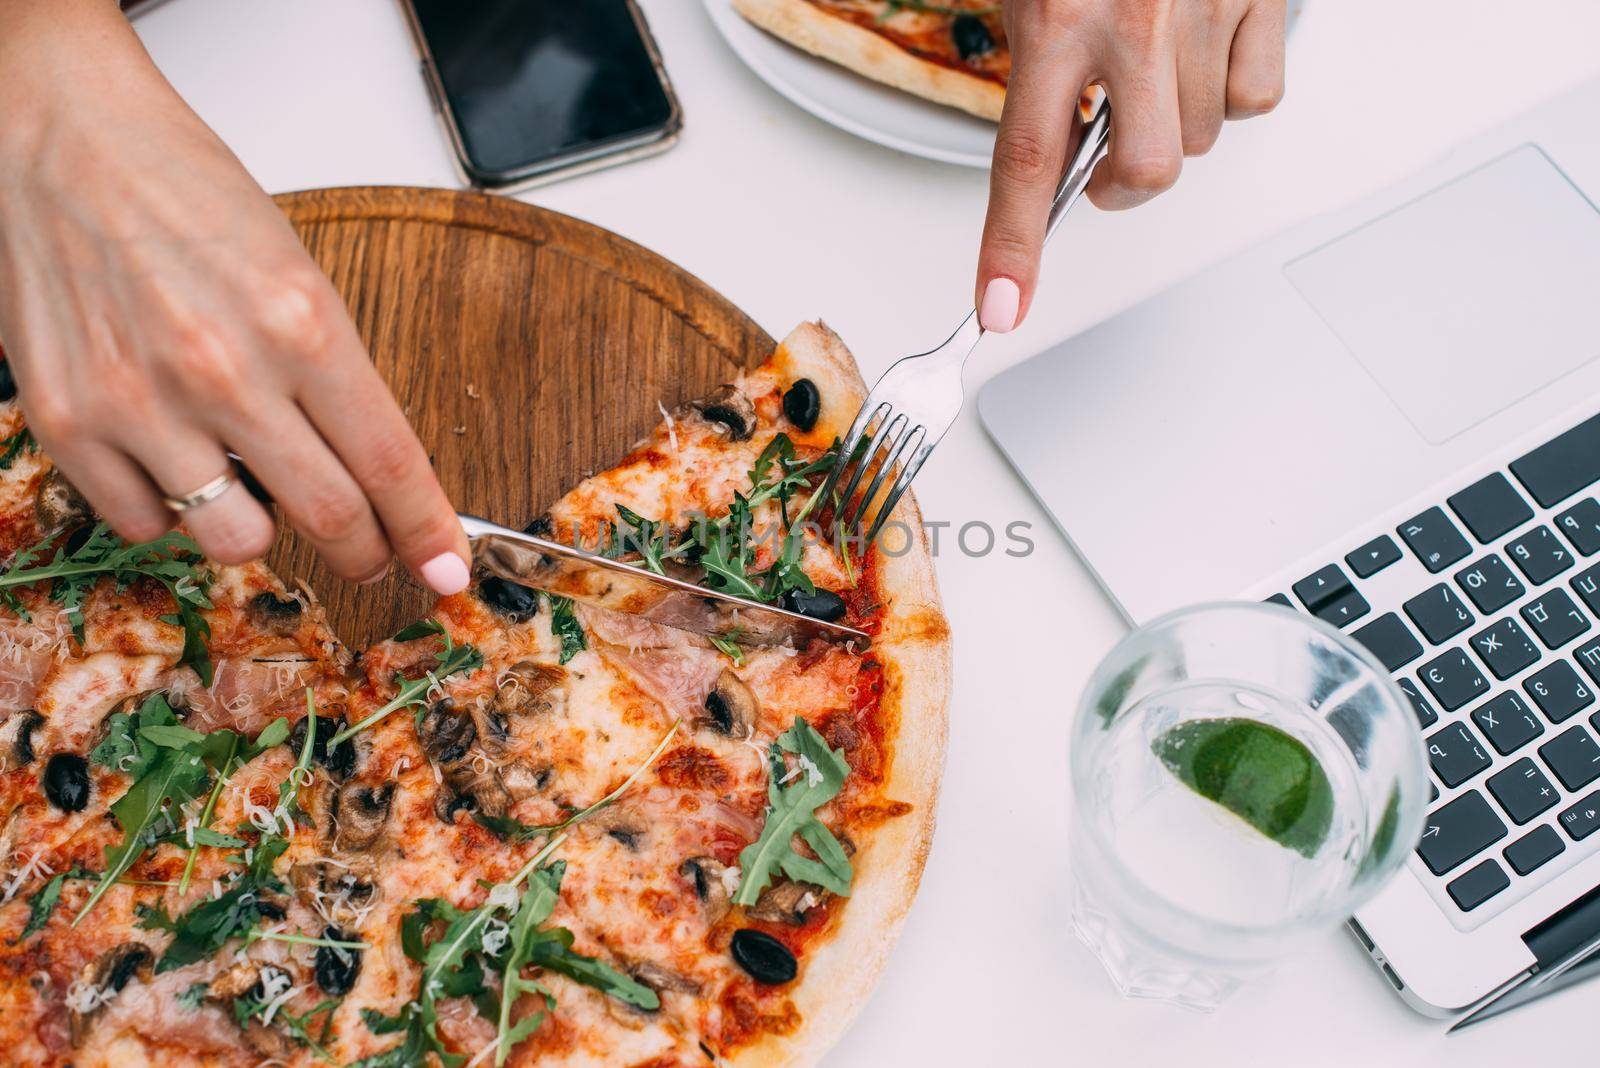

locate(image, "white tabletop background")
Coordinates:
133 1 1600 1063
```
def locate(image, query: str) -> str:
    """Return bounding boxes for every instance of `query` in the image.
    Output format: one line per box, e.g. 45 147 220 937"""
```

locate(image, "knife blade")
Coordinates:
458 514 869 649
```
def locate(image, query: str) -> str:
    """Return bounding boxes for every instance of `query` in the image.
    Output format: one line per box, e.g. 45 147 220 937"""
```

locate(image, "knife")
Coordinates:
458 514 869 649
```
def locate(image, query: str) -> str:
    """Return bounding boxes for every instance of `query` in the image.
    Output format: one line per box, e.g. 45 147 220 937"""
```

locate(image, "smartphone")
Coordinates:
399 0 682 192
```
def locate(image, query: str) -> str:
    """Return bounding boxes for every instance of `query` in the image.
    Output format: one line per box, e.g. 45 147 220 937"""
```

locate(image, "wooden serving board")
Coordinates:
267 186 773 648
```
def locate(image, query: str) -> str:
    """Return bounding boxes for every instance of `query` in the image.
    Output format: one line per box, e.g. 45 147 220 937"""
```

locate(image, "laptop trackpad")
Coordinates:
1284 145 1600 443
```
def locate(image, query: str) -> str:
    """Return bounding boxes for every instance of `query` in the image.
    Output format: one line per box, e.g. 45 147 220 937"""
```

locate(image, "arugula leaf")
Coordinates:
393 618 446 643
351 1006 432 1068
547 595 586 664
232 991 339 1062
708 633 746 666
733 718 853 906
525 925 656 1010
140 835 289 972
17 870 69 941
0 522 215 682
492 863 559 1065
0 427 34 470
329 623 483 746
73 695 216 925
177 982 208 1011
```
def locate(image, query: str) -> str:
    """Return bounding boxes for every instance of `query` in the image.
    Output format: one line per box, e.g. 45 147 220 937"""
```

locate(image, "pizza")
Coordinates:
733 0 1009 121
0 321 950 1067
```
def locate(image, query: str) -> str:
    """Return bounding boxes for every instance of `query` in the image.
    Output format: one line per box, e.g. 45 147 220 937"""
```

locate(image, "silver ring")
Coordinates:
162 466 237 513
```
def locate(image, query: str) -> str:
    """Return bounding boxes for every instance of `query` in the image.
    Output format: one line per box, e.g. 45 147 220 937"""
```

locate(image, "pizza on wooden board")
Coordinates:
733 0 1009 121
0 321 950 1067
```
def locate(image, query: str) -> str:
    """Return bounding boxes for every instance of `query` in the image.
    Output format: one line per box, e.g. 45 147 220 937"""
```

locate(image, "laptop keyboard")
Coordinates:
1264 411 1600 926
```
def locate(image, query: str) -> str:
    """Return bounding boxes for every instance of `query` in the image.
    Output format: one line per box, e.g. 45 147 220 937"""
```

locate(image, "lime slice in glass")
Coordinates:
1152 717 1334 859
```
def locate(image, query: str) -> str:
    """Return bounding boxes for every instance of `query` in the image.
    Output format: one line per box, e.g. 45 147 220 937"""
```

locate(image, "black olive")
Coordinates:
43 752 90 812
100 943 153 993
0 360 14 402
521 514 554 538
703 690 734 733
290 714 357 778
314 926 362 996
782 379 821 432
477 576 539 622
62 524 94 556
247 591 303 635
779 587 847 623
951 13 995 61
730 929 797 985
256 899 287 922
607 828 640 850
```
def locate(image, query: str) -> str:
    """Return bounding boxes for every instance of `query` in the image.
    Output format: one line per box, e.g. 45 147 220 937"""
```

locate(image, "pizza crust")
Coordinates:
731 322 951 1067
733 0 1006 122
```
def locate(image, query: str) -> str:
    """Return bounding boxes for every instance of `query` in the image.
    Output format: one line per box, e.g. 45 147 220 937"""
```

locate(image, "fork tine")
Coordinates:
865 437 934 545
847 421 922 537
815 399 884 510
837 410 907 532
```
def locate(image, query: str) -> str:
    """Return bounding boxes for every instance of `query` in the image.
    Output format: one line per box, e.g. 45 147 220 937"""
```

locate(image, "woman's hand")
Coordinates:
0 0 471 593
975 0 1286 332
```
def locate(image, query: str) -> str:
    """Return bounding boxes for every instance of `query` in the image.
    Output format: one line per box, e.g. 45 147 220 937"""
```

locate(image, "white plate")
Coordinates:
702 0 999 168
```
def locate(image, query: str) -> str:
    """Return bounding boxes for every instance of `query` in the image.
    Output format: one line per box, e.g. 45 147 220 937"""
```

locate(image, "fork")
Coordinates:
818 93 1113 544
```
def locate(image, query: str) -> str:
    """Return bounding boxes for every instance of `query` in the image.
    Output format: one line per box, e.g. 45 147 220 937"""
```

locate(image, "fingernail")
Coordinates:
418 552 470 595
979 277 1021 333
358 563 390 586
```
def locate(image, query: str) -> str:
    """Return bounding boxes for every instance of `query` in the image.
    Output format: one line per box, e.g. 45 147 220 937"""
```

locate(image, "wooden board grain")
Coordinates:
267 186 773 647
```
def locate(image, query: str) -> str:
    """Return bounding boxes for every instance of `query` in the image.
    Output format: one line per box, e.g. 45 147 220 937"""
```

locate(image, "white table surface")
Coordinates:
133 1 1600 1063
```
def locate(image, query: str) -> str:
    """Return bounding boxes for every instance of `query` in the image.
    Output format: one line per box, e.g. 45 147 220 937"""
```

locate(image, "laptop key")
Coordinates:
1507 525 1574 584
1449 473 1534 543
1404 584 1475 645
1571 563 1600 615
1427 721 1493 787
1447 859 1510 911
1504 824 1566 875
1418 791 1507 875
1264 593 1293 608
1347 535 1402 578
1474 692 1545 754
1469 618 1540 680
1558 790 1600 842
1538 726 1600 791
1420 648 1490 712
1486 758 1561 824
1509 412 1600 508
1556 498 1600 556
1293 564 1352 610
1454 554 1525 614
1314 588 1369 628
1352 613 1423 671
1521 589 1592 649
1579 640 1600 685
1398 506 1472 573
1397 677 1438 729
1524 661 1595 723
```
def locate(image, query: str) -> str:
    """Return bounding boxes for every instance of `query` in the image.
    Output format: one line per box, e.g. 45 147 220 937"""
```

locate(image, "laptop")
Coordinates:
979 76 1600 1023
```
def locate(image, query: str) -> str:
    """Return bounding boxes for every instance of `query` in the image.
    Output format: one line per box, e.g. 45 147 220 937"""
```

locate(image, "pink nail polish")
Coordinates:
979 277 1021 333
419 552 470 595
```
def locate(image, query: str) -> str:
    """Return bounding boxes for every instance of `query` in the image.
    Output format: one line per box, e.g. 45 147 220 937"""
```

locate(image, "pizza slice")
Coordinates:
734 0 1009 121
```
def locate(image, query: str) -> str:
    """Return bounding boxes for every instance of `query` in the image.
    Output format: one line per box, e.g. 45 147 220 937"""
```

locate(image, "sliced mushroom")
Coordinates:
246 590 304 636
694 385 757 441
748 879 820 925
493 661 566 718
589 805 647 851
206 960 261 1001
502 761 552 800
679 855 733 926
332 781 394 851
415 701 476 768
470 702 512 753
69 942 153 1042
700 669 756 737
289 860 379 921
35 468 91 531
0 710 42 769
434 761 511 822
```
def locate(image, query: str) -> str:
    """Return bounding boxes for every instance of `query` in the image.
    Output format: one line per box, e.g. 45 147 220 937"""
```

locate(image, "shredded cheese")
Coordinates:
657 400 679 451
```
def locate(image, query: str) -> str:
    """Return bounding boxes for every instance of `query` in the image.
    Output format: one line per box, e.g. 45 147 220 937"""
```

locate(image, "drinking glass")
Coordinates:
1069 601 1428 1011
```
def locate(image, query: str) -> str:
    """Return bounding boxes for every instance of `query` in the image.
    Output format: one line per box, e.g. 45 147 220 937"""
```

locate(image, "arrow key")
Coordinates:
1417 790 1507 875
1346 535 1402 578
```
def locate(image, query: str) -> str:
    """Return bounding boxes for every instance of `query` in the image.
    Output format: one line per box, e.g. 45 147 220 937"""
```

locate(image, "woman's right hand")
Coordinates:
0 0 472 594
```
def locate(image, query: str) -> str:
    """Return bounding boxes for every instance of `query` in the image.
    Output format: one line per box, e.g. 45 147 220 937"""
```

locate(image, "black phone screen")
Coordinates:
409 0 677 183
